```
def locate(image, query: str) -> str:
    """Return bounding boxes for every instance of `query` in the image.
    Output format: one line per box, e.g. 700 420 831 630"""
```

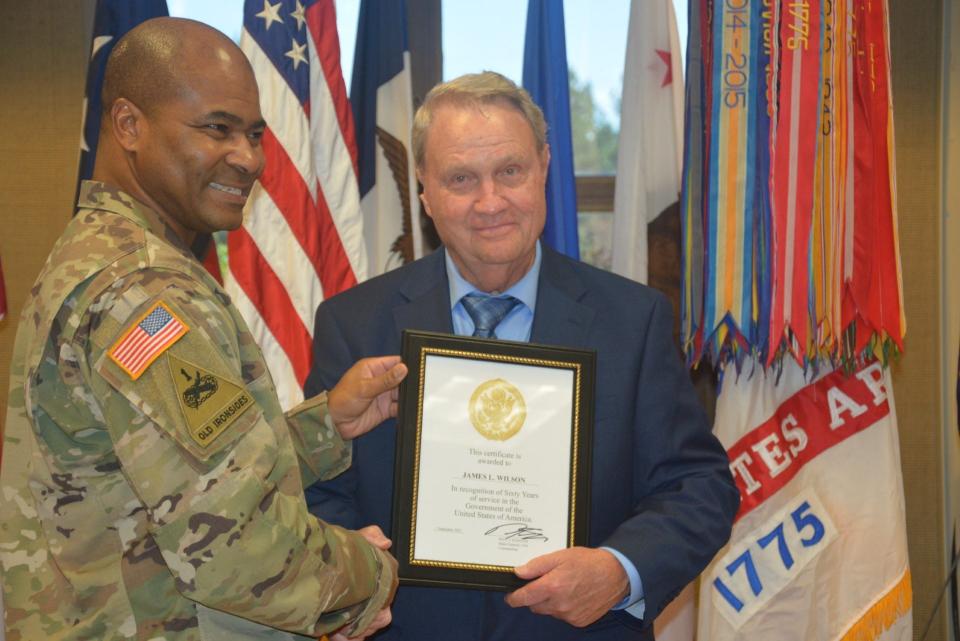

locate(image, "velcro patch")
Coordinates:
169 354 254 449
108 301 189 380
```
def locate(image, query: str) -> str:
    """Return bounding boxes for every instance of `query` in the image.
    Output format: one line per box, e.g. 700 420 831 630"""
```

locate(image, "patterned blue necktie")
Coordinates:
460 293 521 338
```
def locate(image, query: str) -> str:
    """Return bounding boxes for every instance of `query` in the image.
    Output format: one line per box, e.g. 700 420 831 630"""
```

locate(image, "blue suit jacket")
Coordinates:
305 246 738 640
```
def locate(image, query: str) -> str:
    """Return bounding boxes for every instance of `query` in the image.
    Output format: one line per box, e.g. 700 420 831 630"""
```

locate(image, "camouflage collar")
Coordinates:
77 180 195 257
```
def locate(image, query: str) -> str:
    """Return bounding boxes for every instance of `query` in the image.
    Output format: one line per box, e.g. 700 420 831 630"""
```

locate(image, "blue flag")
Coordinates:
351 0 423 276
522 0 579 259
77 0 169 188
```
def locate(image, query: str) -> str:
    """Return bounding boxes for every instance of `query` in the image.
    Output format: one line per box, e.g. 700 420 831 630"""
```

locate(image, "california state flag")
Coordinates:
698 357 912 640
611 0 684 284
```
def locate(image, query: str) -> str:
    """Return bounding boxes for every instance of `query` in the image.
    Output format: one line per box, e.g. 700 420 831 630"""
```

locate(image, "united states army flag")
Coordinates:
698 358 912 640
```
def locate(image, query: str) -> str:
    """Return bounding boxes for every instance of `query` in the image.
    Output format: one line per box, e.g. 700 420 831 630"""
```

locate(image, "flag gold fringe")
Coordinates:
838 569 912 641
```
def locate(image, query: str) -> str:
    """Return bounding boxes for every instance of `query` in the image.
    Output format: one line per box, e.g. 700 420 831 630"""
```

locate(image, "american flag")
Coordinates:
228 0 366 410
108 302 188 380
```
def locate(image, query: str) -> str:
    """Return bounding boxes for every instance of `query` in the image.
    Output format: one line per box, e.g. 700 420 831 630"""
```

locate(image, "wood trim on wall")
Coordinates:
576 175 615 212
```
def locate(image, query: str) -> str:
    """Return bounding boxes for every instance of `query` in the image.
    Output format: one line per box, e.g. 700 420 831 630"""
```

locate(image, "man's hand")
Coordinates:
327 526 396 641
328 356 407 440
328 607 392 641
504 547 630 628
356 524 392 551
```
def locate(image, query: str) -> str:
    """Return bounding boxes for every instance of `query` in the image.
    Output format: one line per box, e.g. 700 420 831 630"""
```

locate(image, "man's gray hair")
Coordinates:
412 71 547 169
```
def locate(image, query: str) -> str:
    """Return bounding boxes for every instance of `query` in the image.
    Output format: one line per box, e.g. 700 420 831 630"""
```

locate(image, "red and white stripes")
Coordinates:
228 0 365 410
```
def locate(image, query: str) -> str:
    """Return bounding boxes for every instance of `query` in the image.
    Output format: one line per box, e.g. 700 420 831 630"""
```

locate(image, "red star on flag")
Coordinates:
651 49 673 87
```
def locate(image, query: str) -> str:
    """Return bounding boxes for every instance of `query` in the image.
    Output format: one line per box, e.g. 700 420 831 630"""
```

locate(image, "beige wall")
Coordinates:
888 1 948 639
0 2 951 640
942 0 960 639
0 2 95 421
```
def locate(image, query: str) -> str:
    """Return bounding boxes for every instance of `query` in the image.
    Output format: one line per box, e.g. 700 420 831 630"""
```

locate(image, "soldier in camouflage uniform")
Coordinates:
0 17 401 641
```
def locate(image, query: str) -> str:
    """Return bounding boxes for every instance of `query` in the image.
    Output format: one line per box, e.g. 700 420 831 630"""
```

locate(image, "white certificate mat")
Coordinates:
412 354 574 568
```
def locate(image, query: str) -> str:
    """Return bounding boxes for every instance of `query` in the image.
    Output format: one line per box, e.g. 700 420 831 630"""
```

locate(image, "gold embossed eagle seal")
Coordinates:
468 378 527 441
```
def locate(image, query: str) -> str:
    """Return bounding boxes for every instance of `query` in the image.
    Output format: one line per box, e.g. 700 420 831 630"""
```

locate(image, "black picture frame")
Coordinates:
392 329 595 591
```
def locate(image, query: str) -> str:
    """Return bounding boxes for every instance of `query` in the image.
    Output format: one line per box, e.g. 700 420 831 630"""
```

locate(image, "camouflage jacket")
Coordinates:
0 182 396 641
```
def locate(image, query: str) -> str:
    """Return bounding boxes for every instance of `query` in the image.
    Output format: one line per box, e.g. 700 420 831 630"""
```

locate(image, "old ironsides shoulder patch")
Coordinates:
169 353 254 448
108 301 189 380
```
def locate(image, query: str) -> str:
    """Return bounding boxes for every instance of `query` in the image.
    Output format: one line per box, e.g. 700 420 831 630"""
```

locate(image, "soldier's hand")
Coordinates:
328 356 407 440
324 527 397 641
356 524 391 550
504 547 630 628
328 607 392 641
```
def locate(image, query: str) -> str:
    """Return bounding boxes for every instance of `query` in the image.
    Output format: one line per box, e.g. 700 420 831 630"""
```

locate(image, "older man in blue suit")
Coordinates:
305 71 738 640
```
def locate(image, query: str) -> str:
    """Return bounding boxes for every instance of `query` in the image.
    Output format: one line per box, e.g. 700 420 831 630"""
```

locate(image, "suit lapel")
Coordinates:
530 247 595 348
392 249 455 335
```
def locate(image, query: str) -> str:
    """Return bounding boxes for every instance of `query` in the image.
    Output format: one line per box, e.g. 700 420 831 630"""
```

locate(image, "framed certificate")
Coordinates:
392 330 595 591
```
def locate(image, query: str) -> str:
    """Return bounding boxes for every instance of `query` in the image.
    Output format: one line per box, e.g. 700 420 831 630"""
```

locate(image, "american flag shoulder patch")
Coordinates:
108 301 189 380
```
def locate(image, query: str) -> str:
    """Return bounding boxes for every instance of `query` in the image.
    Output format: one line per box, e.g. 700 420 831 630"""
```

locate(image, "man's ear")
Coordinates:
417 169 434 219
540 143 551 171
419 191 433 219
109 98 146 152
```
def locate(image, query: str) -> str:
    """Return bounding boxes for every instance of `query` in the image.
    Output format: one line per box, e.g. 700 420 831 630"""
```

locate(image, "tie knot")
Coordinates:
461 293 520 338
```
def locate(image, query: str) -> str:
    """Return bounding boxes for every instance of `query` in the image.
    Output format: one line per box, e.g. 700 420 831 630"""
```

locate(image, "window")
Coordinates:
564 0 629 269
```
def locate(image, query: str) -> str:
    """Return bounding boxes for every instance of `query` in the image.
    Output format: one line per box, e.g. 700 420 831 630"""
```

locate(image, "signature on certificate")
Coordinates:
484 522 548 542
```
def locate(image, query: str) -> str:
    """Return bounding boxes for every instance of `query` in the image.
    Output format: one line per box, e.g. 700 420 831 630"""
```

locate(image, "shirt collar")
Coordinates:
77 180 194 257
445 240 541 312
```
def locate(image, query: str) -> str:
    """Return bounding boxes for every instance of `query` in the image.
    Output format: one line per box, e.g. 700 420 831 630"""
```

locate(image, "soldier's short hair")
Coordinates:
100 17 239 120
412 71 548 170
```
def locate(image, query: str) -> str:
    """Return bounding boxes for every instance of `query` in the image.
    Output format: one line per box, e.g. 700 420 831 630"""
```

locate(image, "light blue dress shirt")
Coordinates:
444 241 645 617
